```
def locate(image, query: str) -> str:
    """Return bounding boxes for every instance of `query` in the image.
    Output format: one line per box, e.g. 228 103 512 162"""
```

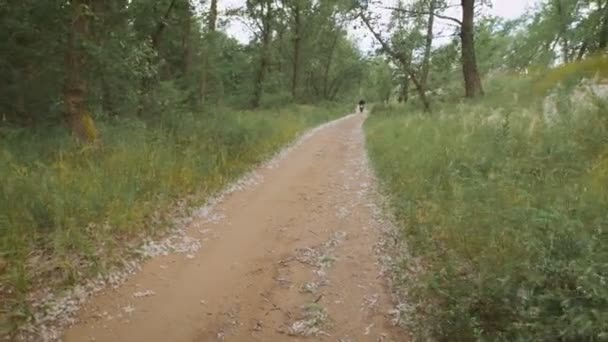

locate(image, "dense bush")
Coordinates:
365 81 608 340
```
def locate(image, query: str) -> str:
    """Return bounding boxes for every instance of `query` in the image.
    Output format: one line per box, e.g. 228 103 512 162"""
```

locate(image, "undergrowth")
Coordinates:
0 103 345 332
365 59 608 340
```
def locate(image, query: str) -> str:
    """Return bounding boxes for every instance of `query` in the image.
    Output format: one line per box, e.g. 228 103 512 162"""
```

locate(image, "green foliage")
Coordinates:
366 75 608 340
0 0 363 334
506 0 608 68
4 0 607 337
0 0 362 127
474 17 519 75
0 104 346 330
0 0 67 124
533 54 608 95
262 0 367 103
362 58 395 103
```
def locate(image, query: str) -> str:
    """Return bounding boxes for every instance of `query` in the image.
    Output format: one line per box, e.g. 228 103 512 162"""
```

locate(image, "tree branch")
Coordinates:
382 6 462 26
357 11 431 111
234 16 263 40
151 0 178 49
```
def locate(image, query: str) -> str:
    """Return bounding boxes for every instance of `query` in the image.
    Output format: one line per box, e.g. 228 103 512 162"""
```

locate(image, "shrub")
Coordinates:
0 103 346 330
533 54 608 96
365 81 608 340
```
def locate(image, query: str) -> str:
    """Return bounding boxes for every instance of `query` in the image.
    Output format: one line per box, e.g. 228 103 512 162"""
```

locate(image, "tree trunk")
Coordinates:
200 0 218 104
151 0 177 50
182 15 192 76
291 1 302 101
399 74 409 103
308 70 321 98
403 68 429 110
554 0 571 63
252 42 270 108
93 0 127 116
182 9 197 108
100 74 115 116
421 0 435 89
64 0 97 143
399 51 412 103
601 23 608 50
322 32 339 100
561 37 570 63
11 65 34 125
15 75 30 124
208 0 218 32
276 24 285 72
251 0 273 108
138 0 178 116
460 0 484 98
576 40 587 61
598 0 608 49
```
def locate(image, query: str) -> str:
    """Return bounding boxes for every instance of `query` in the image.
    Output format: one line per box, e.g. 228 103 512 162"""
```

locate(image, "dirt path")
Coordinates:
63 113 407 342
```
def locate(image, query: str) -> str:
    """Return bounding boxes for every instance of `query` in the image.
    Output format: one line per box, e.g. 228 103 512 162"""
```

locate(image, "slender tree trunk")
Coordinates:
252 40 270 108
209 0 218 32
92 1 112 115
400 51 412 103
328 76 342 101
138 0 178 116
93 0 127 116
554 0 571 63
561 37 570 63
291 2 301 101
11 64 34 125
322 32 339 100
399 74 409 103
10 31 35 125
276 24 285 72
598 0 608 49
151 0 177 50
181 9 197 108
601 24 608 50
100 75 114 115
576 40 588 60
183 16 192 76
403 67 428 109
64 0 97 143
309 70 321 98
15 71 29 124
251 0 273 108
200 0 218 104
460 0 484 98
421 0 435 89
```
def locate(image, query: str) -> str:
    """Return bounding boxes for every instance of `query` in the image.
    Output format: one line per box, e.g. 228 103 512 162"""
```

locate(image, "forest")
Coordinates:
1 0 608 340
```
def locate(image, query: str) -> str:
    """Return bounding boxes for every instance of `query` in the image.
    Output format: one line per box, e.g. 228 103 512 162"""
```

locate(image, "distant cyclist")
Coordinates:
358 99 366 113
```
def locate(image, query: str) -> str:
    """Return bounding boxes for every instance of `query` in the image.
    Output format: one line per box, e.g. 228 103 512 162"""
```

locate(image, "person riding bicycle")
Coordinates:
358 99 366 113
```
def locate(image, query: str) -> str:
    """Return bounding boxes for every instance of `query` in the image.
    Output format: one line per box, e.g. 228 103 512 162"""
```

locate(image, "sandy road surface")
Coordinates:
63 113 408 342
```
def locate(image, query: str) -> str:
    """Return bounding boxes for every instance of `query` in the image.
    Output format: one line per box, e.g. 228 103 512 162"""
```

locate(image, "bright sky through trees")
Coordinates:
220 0 542 51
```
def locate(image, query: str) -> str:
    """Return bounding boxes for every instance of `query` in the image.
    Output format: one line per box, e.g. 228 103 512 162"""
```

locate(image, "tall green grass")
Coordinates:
0 104 345 329
366 81 608 339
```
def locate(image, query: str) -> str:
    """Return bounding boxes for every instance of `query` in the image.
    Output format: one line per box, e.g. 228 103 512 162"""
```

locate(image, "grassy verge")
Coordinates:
366 83 608 339
0 103 346 332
